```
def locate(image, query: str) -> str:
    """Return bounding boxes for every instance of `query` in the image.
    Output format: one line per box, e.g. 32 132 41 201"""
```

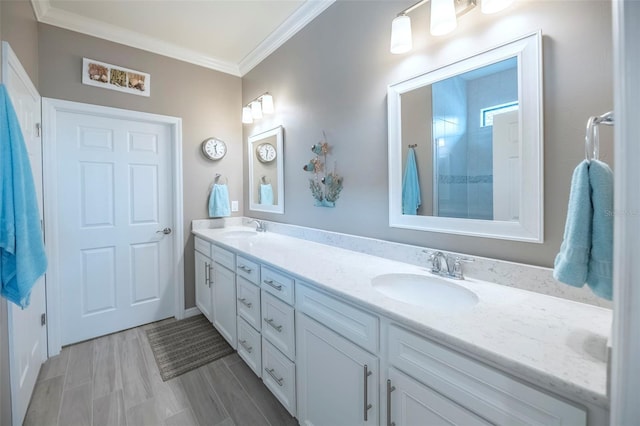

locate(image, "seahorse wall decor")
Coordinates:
302 132 343 208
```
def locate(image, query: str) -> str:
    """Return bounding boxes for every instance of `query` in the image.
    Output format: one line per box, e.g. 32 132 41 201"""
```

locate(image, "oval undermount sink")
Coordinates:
371 273 478 310
221 229 258 238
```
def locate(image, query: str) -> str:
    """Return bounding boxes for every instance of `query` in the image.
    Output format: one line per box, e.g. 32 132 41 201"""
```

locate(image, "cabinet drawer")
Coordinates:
296 282 379 353
237 277 261 331
237 317 261 378
194 237 211 257
388 325 587 425
213 245 235 270
236 255 260 285
262 338 296 417
261 266 294 305
261 292 295 360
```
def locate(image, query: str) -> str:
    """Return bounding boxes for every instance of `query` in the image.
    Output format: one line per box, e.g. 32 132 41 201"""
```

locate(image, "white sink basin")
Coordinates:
371 273 478 310
221 229 258 238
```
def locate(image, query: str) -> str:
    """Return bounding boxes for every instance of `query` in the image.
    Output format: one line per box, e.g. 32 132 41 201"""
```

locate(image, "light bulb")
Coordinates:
390 14 412 54
481 0 513 14
430 0 457 36
251 101 263 119
242 107 253 124
261 94 274 114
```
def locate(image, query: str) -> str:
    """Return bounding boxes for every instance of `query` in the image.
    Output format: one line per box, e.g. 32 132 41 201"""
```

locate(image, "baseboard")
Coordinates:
184 307 201 318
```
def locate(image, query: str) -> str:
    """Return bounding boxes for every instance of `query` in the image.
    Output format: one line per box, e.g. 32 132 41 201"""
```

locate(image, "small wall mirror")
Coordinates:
388 31 543 242
248 126 284 214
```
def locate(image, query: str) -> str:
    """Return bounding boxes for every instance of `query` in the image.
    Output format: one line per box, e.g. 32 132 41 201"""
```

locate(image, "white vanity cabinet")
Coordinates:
296 282 380 426
297 313 379 426
384 324 587 426
211 245 237 349
194 238 213 322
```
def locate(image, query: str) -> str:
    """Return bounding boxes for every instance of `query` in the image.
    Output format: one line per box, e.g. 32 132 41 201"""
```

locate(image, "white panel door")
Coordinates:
492 110 520 221
195 250 213 322
212 264 236 348
2 42 48 426
56 111 174 345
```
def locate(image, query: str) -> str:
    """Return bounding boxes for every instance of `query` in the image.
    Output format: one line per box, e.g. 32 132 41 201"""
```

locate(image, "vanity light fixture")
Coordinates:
242 92 274 124
390 0 513 54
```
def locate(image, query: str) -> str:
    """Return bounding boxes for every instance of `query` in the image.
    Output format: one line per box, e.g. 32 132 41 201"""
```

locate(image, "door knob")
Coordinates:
156 227 172 235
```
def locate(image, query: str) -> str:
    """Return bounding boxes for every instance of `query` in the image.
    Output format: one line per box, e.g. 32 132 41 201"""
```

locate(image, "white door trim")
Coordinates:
42 98 184 356
611 1 640 424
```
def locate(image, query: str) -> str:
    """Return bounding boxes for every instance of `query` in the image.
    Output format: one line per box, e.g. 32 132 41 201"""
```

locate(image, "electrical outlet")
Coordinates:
231 200 239 212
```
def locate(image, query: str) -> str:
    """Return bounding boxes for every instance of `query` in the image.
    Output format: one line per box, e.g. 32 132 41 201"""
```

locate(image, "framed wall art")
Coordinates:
82 58 151 97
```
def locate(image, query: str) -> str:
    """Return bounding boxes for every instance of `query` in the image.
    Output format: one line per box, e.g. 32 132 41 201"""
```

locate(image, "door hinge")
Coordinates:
36 123 41 137
41 313 46 326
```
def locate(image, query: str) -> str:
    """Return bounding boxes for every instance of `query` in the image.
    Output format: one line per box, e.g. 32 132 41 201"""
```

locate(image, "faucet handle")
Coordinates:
451 256 474 279
422 249 436 260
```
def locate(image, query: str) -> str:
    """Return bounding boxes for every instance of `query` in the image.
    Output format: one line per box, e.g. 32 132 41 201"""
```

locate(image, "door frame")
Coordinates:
611 1 640 423
42 98 184 356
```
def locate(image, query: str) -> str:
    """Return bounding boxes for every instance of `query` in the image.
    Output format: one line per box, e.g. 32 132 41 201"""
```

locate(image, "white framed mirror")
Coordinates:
388 31 543 243
248 126 284 214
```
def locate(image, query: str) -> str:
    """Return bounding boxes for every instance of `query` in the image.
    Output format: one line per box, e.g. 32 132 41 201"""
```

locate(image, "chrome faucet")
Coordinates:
247 219 266 232
423 250 474 280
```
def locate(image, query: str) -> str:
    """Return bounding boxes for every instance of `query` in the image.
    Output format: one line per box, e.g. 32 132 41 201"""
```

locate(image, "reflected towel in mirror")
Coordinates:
260 183 274 205
209 183 230 217
402 147 421 215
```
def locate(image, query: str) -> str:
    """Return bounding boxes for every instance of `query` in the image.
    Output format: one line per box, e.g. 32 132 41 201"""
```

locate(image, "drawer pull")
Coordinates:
263 279 283 291
238 264 253 273
265 367 284 386
364 364 373 421
237 297 253 308
239 339 253 353
386 379 396 426
264 318 283 332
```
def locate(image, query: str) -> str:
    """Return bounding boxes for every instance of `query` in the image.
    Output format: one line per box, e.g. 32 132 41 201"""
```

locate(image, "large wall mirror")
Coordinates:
388 31 543 242
248 126 284 214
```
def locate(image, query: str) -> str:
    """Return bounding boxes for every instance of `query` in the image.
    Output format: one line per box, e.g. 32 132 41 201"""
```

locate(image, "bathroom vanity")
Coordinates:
192 225 611 426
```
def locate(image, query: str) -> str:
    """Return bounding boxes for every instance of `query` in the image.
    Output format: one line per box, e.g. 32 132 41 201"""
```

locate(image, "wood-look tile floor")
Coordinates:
24 319 299 426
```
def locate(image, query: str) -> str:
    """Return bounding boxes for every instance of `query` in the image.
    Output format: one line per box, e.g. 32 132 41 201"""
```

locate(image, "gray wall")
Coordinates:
0 0 40 422
242 0 613 267
38 24 243 308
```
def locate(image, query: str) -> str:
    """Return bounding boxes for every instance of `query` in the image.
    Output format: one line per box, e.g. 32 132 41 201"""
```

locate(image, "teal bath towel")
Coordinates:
402 147 421 215
260 183 274 205
553 160 613 300
586 160 613 300
208 183 230 217
0 84 48 308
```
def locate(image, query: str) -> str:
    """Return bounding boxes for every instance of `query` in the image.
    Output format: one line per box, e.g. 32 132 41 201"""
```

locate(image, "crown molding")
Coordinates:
31 0 334 78
238 0 336 76
30 0 241 76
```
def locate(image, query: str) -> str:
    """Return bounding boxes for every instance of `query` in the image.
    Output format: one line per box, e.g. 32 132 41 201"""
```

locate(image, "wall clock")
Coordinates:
201 137 227 161
256 142 277 163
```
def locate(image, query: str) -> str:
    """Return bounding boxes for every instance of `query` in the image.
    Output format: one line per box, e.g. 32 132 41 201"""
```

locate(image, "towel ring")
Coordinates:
261 175 271 184
585 116 599 162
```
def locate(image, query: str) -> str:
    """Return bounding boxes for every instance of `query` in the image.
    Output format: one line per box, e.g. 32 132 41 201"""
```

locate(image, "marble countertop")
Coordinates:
192 226 612 409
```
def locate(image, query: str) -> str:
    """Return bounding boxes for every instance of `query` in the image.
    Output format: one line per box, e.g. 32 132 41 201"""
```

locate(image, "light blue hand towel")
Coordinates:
208 183 230 217
553 160 613 300
586 160 613 300
553 161 592 287
0 84 48 308
260 183 274 205
402 148 421 215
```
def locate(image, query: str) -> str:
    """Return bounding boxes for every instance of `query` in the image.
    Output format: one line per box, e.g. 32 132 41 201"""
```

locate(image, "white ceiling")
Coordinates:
32 0 335 76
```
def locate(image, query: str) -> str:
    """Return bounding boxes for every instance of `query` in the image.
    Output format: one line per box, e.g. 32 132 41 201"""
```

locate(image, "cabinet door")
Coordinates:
212 264 237 349
387 368 491 426
195 250 213 322
297 313 379 426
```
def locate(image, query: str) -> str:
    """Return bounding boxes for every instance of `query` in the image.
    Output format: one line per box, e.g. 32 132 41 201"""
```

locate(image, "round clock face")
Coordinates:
257 143 276 163
201 138 227 160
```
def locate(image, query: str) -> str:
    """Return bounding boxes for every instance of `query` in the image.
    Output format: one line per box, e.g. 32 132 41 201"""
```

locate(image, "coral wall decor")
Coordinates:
303 132 343 208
